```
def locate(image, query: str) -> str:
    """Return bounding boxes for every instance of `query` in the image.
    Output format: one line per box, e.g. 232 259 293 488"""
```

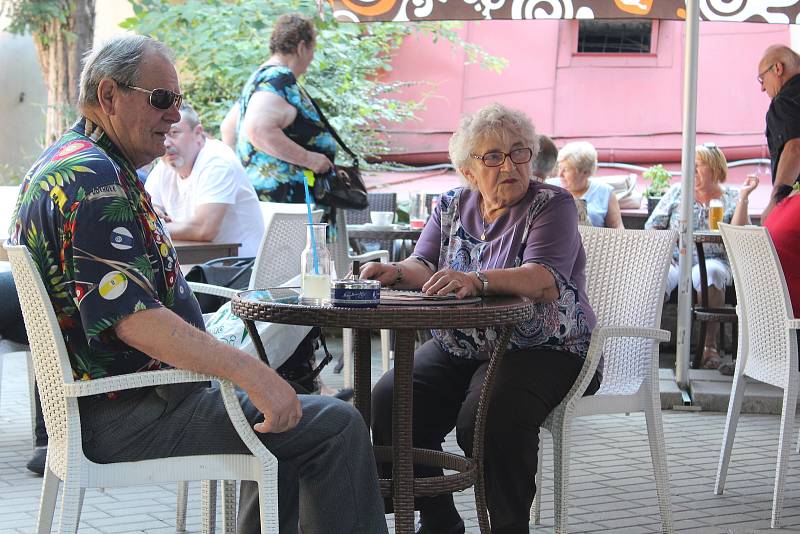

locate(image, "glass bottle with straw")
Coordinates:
300 171 331 304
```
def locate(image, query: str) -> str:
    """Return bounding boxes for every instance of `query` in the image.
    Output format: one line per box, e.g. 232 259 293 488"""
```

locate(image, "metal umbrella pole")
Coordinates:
675 0 700 403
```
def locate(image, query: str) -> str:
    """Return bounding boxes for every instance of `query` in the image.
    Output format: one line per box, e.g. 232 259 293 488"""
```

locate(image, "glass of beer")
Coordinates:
708 199 724 230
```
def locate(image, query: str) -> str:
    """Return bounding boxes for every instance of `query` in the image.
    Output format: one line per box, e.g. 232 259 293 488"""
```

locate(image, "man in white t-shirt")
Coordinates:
146 104 264 256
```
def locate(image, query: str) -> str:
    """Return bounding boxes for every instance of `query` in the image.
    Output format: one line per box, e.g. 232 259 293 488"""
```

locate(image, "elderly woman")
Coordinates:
553 141 624 228
645 143 756 369
361 104 600 534
220 13 335 203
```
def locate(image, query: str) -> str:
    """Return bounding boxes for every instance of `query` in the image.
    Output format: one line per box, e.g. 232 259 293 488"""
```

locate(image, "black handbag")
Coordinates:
302 88 369 210
184 256 255 313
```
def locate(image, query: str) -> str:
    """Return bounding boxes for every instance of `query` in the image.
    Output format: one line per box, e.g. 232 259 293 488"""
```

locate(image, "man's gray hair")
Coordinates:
179 104 201 129
761 44 800 73
557 141 598 176
78 35 175 110
448 103 538 178
532 135 558 178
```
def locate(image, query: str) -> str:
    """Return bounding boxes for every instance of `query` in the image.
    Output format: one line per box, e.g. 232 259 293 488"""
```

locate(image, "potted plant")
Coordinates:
643 164 672 214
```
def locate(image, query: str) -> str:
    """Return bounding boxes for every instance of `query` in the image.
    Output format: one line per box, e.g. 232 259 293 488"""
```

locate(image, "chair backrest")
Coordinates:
251 202 323 289
5 245 77 463
578 226 677 395
346 192 397 225
719 223 797 387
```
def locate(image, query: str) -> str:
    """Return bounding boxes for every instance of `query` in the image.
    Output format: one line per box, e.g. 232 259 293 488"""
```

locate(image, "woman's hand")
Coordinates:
422 269 480 299
306 151 333 174
740 174 759 200
359 262 397 287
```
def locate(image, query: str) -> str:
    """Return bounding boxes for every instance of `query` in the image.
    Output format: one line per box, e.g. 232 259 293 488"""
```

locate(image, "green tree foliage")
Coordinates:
123 0 505 161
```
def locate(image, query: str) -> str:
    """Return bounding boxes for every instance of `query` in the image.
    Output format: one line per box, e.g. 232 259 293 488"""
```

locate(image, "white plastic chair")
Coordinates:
5 244 279 534
332 209 391 387
532 226 676 533
715 223 800 528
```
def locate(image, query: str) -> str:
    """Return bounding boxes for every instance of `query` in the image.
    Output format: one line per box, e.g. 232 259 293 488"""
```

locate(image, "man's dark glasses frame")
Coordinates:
123 84 183 111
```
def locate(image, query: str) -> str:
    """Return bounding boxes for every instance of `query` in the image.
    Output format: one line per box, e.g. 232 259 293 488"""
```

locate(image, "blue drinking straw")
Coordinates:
302 170 320 274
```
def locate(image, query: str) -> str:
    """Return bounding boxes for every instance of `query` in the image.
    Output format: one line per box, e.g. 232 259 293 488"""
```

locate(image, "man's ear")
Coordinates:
194 124 205 138
97 78 119 115
775 61 786 77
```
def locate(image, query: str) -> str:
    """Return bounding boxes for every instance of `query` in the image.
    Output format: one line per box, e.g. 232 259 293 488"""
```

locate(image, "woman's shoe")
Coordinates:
415 518 465 534
701 346 722 370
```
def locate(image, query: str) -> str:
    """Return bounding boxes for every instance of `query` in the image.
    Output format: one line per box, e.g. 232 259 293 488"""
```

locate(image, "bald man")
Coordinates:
758 45 800 220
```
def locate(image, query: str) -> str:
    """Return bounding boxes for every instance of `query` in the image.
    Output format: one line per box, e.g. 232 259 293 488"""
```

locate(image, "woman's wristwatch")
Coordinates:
473 270 488 296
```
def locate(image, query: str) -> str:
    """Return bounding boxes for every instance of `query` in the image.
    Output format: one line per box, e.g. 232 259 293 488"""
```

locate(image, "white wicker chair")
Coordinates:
715 223 800 528
332 209 391 387
532 226 676 533
5 244 279 534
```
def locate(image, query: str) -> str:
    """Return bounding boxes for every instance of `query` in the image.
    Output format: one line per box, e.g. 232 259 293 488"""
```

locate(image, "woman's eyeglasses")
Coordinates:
123 84 183 110
471 147 533 168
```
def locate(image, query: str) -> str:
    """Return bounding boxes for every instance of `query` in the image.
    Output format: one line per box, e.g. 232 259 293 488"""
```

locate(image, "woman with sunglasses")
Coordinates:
360 103 600 534
645 143 756 369
220 13 334 203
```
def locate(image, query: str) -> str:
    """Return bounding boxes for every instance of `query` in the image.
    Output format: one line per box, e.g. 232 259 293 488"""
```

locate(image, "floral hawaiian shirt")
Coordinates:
235 64 337 202
9 118 204 386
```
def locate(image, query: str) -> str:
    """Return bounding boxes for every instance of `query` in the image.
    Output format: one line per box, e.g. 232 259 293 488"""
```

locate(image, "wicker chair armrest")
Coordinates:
788 319 800 331
187 282 238 300
561 325 671 406
63 369 216 397
351 250 390 264
217 379 276 461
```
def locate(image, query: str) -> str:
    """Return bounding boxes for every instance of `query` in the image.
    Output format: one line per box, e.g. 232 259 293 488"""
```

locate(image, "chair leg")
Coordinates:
342 328 353 389
222 480 237 534
36 468 59 534
715 371 746 494
57 479 84 534
27 351 37 450
551 420 571 534
644 387 674 533
202 480 218 534
176 481 189 532
771 388 798 528
380 329 391 373
531 440 543 525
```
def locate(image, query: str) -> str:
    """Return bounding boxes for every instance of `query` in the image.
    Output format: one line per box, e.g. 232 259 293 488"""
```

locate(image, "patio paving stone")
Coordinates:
3 333 800 533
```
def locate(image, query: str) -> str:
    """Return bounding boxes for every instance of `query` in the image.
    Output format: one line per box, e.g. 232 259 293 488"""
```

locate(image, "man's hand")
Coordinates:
246 368 303 434
306 151 333 175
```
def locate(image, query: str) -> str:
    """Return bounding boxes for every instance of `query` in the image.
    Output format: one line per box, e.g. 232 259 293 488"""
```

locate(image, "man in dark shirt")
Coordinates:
759 44 800 220
9 35 386 534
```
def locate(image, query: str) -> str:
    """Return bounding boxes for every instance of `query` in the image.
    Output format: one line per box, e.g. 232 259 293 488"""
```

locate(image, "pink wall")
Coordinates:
382 20 789 165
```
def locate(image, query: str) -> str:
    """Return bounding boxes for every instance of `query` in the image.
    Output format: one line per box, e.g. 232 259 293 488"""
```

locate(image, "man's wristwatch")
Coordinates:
473 270 488 296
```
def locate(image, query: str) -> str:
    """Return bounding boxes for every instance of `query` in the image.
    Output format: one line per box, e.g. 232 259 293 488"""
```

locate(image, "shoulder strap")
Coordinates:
298 85 359 166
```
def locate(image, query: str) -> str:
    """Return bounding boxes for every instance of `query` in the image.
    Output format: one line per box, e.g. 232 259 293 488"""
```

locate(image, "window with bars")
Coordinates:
577 20 652 54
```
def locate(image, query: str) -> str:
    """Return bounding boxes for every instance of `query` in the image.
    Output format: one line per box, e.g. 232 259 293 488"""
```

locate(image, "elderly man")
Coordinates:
759 45 800 220
9 35 386 534
531 134 558 182
146 104 264 256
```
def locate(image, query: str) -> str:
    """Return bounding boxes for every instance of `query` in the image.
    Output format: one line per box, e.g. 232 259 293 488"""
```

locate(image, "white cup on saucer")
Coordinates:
370 211 394 226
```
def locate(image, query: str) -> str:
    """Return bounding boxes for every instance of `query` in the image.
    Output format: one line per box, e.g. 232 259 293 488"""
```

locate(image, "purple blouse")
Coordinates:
412 181 596 361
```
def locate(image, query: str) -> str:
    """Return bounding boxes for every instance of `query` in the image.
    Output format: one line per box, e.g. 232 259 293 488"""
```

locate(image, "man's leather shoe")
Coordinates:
26 446 47 476
415 518 465 534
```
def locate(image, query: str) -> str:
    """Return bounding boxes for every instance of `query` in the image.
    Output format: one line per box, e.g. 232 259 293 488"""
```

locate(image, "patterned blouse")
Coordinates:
644 183 739 265
235 64 337 202
412 182 596 361
9 118 204 387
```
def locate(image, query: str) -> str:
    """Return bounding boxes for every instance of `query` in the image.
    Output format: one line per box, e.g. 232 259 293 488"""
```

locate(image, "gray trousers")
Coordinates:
79 383 387 534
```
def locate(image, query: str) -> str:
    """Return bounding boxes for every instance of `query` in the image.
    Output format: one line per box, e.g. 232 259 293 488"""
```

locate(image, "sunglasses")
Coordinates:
123 84 183 110
471 147 533 168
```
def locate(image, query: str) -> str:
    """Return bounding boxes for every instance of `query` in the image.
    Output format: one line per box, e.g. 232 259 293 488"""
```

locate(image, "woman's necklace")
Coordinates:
481 215 491 241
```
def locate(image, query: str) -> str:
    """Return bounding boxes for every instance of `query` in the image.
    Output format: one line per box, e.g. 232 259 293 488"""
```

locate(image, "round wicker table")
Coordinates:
231 288 534 533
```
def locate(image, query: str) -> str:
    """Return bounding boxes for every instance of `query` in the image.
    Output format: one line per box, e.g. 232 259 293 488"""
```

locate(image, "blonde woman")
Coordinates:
645 143 756 368
555 141 624 228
